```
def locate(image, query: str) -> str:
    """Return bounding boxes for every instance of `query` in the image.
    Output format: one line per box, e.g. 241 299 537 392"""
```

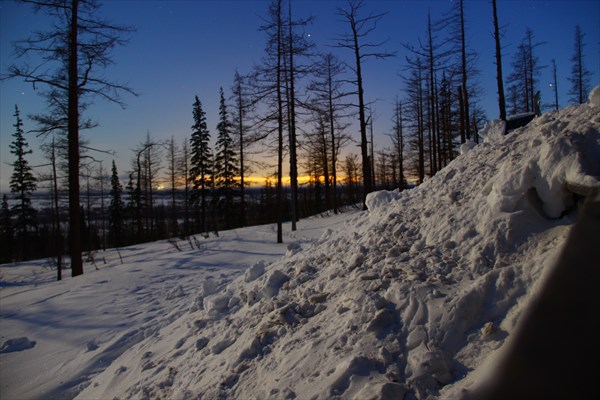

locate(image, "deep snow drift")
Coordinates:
1 92 599 400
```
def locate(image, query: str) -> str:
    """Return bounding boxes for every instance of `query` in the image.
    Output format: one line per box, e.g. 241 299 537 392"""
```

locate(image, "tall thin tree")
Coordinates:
9 105 38 260
492 0 506 120
335 0 395 209
214 87 239 229
551 59 559 110
190 96 213 236
389 97 406 190
306 52 351 214
6 0 136 276
568 25 591 105
108 160 125 247
230 70 253 227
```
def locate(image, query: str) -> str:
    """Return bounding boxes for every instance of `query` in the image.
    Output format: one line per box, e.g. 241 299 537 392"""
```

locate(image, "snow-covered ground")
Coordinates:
1 89 599 400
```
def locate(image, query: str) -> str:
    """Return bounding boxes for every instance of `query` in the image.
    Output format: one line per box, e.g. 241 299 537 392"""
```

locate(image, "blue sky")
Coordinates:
1 0 599 192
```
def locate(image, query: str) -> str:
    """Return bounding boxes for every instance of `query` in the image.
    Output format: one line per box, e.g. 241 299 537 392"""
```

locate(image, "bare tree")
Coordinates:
179 140 191 237
507 28 545 114
166 136 179 237
443 0 480 144
551 59 559 110
252 0 286 243
342 153 361 205
402 57 426 183
568 25 592 105
335 0 395 209
492 0 507 120
388 96 406 190
404 11 452 177
306 53 351 214
230 70 255 227
5 0 136 277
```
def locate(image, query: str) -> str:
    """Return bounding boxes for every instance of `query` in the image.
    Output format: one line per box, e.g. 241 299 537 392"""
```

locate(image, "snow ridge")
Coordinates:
74 100 600 399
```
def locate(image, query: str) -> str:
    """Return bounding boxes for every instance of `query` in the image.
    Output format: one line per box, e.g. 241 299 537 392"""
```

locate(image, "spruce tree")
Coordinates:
108 160 125 247
189 96 213 235
214 87 239 229
9 105 38 256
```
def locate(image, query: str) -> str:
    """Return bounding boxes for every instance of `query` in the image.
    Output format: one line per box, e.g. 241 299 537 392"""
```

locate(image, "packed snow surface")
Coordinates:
1 96 599 400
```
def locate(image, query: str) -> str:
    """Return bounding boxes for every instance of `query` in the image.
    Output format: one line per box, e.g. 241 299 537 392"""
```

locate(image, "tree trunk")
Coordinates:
351 22 372 209
427 14 438 176
51 139 62 281
276 0 283 243
288 1 298 230
68 0 83 277
327 66 338 213
237 84 246 227
493 0 506 120
459 0 471 141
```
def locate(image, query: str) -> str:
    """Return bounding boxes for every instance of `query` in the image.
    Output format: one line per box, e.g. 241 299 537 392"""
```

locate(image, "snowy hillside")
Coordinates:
1 91 599 400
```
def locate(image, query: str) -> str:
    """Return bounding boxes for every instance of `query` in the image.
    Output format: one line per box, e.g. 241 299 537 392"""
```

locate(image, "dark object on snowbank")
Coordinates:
505 112 535 133
0 337 36 353
478 190 600 400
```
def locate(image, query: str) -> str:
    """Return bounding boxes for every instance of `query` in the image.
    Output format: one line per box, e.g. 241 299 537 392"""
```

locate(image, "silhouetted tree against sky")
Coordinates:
190 96 213 236
389 96 406 190
6 0 136 276
335 0 395 210
166 136 179 237
253 0 286 243
230 70 254 227
306 52 351 214
507 28 544 114
9 105 37 257
214 87 239 230
568 25 592 105
108 160 125 248
551 59 559 110
492 0 506 121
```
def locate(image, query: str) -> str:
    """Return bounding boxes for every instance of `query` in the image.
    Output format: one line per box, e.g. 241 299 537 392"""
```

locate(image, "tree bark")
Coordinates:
493 0 506 120
68 0 83 277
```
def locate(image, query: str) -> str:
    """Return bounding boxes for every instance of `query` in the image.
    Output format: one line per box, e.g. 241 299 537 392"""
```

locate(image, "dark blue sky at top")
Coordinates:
1 0 599 191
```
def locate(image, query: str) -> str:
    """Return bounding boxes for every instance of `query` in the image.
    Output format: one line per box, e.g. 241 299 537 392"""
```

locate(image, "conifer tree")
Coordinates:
214 87 239 229
108 160 125 247
9 105 38 255
189 96 213 235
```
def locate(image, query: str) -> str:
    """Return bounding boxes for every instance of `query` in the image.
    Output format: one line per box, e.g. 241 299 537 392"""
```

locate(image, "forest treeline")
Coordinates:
1 0 593 279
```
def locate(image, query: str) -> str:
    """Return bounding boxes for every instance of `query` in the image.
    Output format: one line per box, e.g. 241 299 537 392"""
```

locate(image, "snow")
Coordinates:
590 84 600 107
1 92 600 400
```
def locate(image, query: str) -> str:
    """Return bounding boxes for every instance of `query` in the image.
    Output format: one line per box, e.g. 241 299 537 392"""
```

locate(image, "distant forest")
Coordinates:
1 0 593 280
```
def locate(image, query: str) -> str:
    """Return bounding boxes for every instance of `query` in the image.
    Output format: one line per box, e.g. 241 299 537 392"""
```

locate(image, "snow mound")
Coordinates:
77 102 600 400
590 84 600 107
